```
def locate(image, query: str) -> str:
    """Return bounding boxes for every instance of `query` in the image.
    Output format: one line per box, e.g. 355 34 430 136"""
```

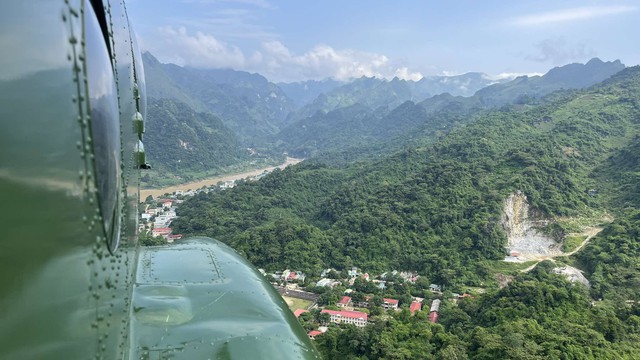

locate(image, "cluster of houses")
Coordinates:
264 269 307 283
139 170 277 242
139 166 286 242
314 267 443 294
293 296 443 339
140 199 183 242
280 267 473 340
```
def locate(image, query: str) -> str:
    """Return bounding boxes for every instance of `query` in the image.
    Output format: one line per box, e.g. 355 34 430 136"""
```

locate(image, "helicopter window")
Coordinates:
84 0 122 253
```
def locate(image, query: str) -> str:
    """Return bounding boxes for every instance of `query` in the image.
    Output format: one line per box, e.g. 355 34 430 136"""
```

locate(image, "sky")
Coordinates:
127 0 640 83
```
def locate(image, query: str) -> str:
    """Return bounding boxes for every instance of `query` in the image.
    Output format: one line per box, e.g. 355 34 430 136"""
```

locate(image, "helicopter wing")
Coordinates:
131 237 319 359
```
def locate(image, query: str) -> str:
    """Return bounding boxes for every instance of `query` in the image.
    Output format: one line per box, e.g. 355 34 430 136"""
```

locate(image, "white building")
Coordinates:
321 309 368 327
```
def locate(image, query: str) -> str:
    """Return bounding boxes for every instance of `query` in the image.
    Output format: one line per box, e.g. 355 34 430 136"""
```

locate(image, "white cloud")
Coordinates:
484 72 543 81
394 67 423 81
146 28 424 82
510 5 637 26
151 26 245 68
253 41 426 81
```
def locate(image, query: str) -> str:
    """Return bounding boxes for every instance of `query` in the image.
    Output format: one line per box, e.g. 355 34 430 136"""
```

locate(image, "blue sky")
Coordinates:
127 0 640 82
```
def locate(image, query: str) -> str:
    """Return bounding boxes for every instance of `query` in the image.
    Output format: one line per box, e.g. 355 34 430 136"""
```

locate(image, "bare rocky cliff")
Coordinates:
502 192 561 259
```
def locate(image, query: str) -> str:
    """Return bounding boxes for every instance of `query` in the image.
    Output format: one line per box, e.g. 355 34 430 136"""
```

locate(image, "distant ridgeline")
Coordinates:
275 58 626 160
142 52 625 181
171 64 640 357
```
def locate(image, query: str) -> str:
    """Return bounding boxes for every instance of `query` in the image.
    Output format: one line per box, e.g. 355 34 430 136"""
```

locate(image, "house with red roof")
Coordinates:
308 330 323 339
409 301 422 315
321 309 368 327
152 227 171 237
382 298 399 311
337 296 352 308
429 299 441 323
166 234 182 243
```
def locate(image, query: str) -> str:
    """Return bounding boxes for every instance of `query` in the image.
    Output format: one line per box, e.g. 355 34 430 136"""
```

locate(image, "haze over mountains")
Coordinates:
142 52 625 183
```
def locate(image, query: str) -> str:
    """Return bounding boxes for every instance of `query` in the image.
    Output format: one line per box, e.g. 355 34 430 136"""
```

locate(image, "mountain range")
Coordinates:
145 50 640 358
141 53 626 183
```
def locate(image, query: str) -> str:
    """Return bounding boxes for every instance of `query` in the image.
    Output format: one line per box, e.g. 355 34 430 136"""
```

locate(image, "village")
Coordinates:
139 178 481 343
138 196 477 341
265 267 475 341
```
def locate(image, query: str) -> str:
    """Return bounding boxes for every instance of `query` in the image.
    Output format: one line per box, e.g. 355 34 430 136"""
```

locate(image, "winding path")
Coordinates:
520 227 603 273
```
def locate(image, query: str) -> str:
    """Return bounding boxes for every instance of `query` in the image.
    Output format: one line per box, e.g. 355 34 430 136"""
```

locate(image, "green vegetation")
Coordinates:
175 67 640 283
482 260 538 275
575 210 640 301
142 98 285 187
562 235 587 252
138 232 166 246
171 66 640 358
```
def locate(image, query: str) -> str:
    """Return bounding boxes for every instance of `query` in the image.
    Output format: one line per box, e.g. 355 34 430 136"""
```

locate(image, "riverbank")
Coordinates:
140 157 303 200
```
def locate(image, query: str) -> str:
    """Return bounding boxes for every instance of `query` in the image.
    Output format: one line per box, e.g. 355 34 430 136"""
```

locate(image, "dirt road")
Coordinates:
140 157 303 199
520 227 603 273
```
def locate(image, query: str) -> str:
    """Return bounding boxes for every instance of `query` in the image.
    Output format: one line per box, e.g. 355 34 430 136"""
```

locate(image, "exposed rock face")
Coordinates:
502 192 561 258
553 266 590 287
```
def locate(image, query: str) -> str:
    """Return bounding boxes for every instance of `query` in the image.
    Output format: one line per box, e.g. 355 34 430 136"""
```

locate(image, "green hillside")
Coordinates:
143 98 250 186
174 67 639 278
142 52 296 144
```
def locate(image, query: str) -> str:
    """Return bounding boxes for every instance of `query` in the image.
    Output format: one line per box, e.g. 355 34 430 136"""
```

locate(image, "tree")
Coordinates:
139 232 166 246
319 312 331 325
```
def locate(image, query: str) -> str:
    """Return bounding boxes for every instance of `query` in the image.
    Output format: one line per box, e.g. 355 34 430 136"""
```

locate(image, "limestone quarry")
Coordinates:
499 192 603 286
501 191 561 262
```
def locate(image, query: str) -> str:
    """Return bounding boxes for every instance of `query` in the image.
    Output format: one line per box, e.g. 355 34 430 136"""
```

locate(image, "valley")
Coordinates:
140 157 302 199
142 54 640 358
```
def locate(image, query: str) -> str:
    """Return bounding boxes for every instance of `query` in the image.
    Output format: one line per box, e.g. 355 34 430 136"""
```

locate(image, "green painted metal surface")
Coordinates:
0 1 320 358
131 238 320 359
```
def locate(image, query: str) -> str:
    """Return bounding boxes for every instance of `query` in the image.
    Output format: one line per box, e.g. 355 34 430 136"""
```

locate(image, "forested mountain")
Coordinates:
143 53 624 169
277 79 344 107
143 98 249 185
476 58 625 106
174 66 640 278
285 72 504 123
143 52 296 143
141 55 625 189
284 59 621 128
276 100 470 159
286 76 415 122
273 59 625 160
172 66 640 358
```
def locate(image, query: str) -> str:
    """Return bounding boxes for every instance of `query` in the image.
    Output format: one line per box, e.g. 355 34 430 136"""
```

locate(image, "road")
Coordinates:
520 227 603 273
